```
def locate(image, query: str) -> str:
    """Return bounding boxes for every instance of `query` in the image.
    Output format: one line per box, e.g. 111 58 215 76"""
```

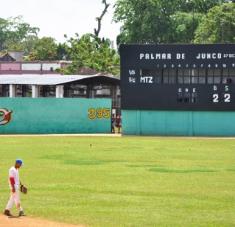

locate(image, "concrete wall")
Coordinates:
0 98 111 134
42 63 60 71
1 63 21 70
21 63 41 70
122 110 235 136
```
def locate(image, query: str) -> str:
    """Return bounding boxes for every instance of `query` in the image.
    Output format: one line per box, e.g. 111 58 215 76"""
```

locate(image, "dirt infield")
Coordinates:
0 215 84 227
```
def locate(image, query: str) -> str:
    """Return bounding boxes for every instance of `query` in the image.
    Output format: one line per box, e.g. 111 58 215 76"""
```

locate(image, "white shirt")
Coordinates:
9 166 20 189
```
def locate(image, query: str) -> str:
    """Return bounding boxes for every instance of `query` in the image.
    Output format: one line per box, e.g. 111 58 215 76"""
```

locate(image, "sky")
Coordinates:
1 0 121 44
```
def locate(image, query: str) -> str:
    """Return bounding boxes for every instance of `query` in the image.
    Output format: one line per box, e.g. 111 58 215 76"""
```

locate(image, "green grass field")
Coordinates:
0 136 234 227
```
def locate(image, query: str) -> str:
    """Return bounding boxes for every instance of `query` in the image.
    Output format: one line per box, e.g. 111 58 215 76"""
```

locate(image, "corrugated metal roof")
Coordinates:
0 74 119 85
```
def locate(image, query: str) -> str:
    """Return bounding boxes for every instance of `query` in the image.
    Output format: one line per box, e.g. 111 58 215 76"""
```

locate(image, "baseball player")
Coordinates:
4 159 25 217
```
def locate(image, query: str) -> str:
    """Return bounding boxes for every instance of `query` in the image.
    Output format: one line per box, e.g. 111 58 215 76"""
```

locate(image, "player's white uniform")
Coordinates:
6 166 21 210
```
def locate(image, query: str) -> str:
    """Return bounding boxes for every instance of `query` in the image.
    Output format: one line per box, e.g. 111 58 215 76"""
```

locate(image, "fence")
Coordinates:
0 98 111 134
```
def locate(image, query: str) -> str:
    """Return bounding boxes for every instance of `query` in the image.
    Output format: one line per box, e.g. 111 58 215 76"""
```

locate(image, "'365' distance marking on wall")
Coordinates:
88 108 111 120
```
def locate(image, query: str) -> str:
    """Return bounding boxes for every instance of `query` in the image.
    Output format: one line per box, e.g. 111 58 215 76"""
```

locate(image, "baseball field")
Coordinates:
0 136 234 227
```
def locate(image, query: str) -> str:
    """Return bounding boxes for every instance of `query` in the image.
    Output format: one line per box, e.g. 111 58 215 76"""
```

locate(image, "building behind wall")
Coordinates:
0 74 120 113
0 61 71 74
0 57 121 113
120 44 235 136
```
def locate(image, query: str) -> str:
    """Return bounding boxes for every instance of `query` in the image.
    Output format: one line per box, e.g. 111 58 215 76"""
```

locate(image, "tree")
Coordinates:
61 1 119 75
56 42 69 60
0 18 10 50
171 11 203 43
94 0 110 37
0 16 39 51
62 33 119 75
194 3 235 43
179 0 226 13
28 37 58 61
114 0 181 44
113 0 228 44
6 35 39 55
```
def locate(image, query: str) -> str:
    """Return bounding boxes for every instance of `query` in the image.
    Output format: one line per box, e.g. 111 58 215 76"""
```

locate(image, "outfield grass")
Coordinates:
0 136 234 227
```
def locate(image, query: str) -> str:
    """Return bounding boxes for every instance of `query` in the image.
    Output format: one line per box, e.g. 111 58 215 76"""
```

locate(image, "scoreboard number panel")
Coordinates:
120 44 235 111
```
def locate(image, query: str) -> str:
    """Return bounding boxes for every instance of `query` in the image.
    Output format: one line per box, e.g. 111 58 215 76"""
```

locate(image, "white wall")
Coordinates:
22 63 41 70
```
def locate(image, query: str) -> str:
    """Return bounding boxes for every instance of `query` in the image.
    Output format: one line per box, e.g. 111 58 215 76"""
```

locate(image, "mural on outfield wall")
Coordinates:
0 108 12 126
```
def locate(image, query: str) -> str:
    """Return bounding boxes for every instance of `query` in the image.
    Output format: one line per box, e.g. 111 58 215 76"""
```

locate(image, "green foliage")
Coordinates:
179 0 226 13
63 33 120 75
28 37 58 61
56 43 69 60
0 15 119 73
172 12 203 43
9 35 40 55
0 136 234 226
0 16 39 51
114 0 230 44
194 3 235 43
114 0 182 43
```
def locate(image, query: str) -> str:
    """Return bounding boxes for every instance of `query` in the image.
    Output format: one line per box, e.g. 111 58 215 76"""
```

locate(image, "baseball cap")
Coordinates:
16 159 23 165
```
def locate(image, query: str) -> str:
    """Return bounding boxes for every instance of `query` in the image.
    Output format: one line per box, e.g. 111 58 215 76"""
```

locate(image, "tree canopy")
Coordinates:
27 37 58 61
194 3 235 43
62 34 119 75
0 16 39 51
114 0 234 44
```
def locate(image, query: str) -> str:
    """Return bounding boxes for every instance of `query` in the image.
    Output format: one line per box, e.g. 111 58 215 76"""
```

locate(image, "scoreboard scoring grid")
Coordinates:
120 44 235 111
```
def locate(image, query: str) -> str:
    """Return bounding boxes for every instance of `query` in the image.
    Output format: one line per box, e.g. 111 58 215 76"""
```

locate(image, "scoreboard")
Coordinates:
120 44 235 111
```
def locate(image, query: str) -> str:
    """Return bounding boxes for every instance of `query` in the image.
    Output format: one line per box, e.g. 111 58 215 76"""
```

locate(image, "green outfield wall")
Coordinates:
122 110 235 136
0 98 111 134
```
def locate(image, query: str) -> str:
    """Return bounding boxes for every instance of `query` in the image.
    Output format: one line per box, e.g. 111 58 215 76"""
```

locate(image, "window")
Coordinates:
64 84 87 97
40 86 55 97
0 85 9 97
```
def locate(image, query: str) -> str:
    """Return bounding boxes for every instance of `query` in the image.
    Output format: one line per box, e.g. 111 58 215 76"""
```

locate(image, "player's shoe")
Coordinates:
3 209 13 216
19 211 26 216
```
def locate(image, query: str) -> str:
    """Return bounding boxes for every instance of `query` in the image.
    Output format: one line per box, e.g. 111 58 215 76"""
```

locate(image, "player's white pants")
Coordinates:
6 190 22 210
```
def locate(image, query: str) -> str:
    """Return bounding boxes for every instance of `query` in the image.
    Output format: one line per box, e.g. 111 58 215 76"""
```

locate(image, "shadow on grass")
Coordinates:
149 167 217 173
41 155 125 166
64 159 125 166
226 168 235 172
64 160 106 165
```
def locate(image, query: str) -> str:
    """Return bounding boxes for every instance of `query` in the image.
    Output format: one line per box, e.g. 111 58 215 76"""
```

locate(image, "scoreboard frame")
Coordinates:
120 44 235 111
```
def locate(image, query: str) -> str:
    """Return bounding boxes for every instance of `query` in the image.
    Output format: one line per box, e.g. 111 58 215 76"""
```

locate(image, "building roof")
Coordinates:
0 74 120 85
0 53 16 62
